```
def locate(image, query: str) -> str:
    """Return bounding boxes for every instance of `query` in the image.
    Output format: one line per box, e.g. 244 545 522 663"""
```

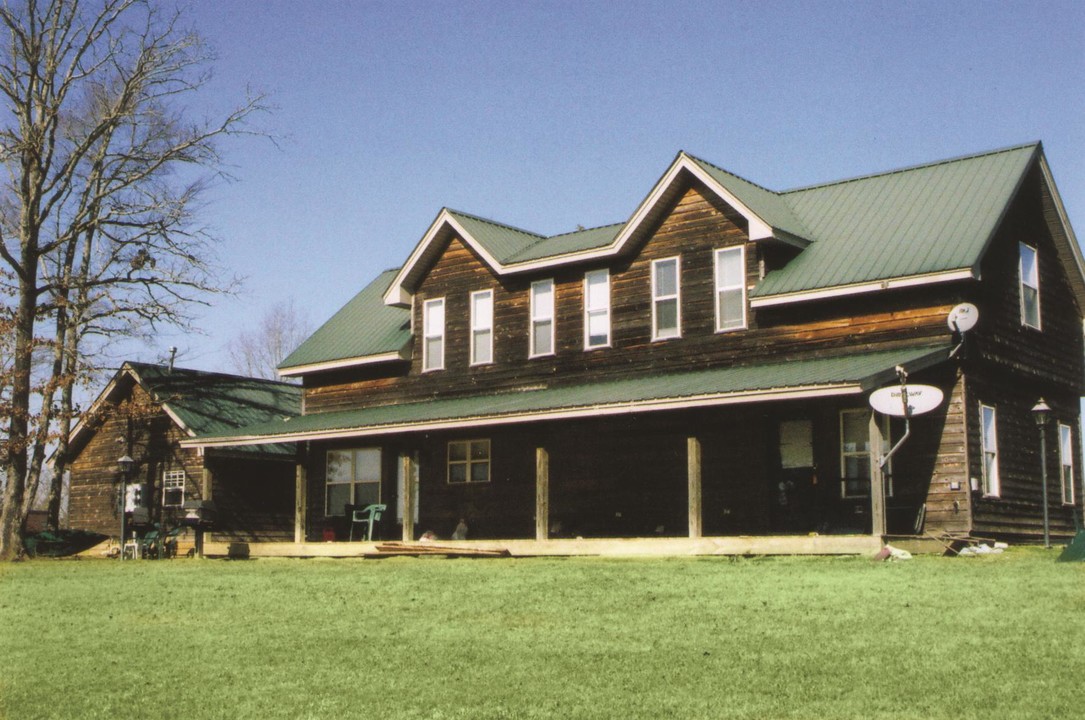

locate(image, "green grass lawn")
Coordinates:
1 549 1082 720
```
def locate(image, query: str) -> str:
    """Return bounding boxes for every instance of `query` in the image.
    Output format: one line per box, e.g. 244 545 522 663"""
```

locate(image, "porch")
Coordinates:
202 533 885 558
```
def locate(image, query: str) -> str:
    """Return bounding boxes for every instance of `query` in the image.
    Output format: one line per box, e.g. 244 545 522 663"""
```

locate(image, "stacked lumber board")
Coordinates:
370 542 511 558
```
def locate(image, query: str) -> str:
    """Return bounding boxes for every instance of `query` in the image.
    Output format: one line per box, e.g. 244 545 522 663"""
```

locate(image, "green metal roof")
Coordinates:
754 142 1039 298
446 211 544 262
686 154 814 242
288 143 1047 373
279 269 411 371
189 344 950 446
123 363 302 456
448 210 623 264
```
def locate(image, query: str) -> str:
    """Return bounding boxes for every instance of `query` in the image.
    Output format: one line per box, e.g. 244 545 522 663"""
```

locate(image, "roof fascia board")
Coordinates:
750 268 976 308
383 209 508 307
493 158 794 275
1037 153 1085 309
383 154 794 297
278 349 410 378
183 383 862 448
56 367 131 466
126 364 197 438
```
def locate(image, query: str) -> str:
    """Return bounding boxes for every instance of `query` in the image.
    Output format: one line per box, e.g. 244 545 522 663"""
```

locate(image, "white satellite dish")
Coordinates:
947 303 979 333
869 384 944 417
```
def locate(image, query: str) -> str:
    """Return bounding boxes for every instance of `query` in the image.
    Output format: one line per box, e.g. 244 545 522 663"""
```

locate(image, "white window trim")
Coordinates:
422 297 445 372
470 289 494 366
980 404 1000 497
162 469 185 508
447 439 491 484
838 410 892 499
1019 242 1041 330
325 448 382 517
651 256 681 341
1059 422 1075 506
714 246 748 333
583 269 611 350
529 279 556 358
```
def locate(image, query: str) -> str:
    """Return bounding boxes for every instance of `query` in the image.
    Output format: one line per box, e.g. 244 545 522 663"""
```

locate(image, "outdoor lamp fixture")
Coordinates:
1031 399 1051 549
117 455 135 560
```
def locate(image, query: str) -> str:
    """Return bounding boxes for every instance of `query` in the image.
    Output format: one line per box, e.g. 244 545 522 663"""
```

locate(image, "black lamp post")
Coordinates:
117 454 135 560
1031 399 1051 549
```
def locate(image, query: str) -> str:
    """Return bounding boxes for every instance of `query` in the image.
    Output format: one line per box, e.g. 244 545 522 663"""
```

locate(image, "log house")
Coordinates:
64 363 302 550
188 142 1084 546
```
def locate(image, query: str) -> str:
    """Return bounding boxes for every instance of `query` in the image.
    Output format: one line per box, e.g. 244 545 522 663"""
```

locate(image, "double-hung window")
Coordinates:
530 279 555 357
584 269 610 349
326 448 382 515
1019 243 1041 329
162 470 185 507
839 410 893 499
470 290 493 365
714 246 746 332
651 257 681 340
980 404 1000 497
448 440 490 484
422 298 445 371
1059 423 1075 505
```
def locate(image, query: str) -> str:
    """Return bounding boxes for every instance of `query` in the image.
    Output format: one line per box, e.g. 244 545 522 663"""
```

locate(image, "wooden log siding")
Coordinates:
972 164 1085 392
881 367 971 535
304 182 959 414
68 383 204 537
966 371 1081 540
206 456 294 543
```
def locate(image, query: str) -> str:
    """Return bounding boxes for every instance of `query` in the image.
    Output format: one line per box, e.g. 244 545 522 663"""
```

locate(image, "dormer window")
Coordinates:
1019 243 1040 329
422 298 445 372
714 246 747 332
584 269 611 349
651 257 681 340
470 290 494 365
530 279 555 357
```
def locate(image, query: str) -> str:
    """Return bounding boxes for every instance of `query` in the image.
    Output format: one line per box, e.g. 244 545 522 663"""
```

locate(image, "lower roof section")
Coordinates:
185 344 951 449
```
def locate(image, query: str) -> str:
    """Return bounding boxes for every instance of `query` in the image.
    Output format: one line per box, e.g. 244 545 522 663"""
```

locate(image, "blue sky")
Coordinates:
158 0 1085 372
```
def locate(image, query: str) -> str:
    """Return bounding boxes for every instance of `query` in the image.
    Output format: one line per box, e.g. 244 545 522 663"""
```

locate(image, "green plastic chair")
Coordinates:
138 529 161 559
349 504 387 542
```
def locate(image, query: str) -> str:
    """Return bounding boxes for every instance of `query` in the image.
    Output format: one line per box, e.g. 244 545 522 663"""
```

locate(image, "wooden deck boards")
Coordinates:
202 534 884 559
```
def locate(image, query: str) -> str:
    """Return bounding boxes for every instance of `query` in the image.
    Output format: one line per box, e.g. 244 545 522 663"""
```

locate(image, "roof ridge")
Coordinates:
683 151 783 196
123 361 300 389
547 220 625 240
781 141 1041 195
446 208 545 240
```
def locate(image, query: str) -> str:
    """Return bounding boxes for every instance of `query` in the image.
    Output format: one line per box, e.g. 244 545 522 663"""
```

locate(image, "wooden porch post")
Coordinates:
869 414 886 537
294 455 307 544
688 437 703 538
536 447 549 541
401 453 415 542
201 464 214 501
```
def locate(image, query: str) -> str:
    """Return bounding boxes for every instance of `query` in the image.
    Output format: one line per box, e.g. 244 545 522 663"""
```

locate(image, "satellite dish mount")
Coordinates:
869 367 945 469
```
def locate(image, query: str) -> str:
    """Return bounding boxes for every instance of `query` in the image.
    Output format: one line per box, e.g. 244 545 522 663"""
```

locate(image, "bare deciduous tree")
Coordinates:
228 300 311 381
0 0 264 560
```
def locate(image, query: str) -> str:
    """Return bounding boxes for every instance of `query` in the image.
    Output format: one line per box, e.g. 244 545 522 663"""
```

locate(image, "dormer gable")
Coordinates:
383 152 808 307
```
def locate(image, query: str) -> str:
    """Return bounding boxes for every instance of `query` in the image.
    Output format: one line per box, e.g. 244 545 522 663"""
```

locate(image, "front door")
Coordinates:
775 419 818 532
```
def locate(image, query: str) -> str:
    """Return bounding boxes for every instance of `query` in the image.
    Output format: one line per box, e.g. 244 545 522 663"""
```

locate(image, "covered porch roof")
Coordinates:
185 344 951 449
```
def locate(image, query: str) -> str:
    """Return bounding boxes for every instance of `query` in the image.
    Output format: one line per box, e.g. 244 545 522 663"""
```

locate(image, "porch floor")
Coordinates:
203 534 885 559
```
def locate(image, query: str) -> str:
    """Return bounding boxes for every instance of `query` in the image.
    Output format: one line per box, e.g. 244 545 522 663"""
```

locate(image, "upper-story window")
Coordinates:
422 298 445 372
530 279 555 357
470 290 493 366
651 257 681 340
584 269 611 349
1019 242 1041 329
714 246 747 332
